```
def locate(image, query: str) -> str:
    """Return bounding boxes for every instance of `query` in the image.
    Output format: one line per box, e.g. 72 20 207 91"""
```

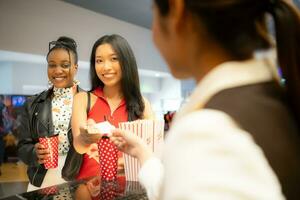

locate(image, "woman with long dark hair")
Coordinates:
17 36 84 191
72 34 154 179
110 0 300 199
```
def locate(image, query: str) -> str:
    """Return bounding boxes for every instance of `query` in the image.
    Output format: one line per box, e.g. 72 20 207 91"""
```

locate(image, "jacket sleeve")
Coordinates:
17 99 40 167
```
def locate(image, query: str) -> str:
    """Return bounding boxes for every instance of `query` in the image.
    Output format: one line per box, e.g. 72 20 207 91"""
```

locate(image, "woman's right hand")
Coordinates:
79 119 102 145
110 129 153 165
34 143 50 164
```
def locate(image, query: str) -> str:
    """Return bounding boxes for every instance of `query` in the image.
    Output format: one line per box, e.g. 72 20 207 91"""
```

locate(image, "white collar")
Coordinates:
174 51 280 121
53 86 73 98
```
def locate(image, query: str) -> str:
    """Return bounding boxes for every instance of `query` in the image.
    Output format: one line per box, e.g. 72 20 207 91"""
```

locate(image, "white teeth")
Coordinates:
103 74 115 78
54 77 65 81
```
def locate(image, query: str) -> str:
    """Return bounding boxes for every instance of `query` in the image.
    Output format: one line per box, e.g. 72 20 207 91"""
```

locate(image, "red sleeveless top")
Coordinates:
76 87 128 180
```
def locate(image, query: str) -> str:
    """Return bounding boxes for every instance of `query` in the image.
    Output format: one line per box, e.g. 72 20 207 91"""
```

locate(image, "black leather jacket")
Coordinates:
17 87 83 187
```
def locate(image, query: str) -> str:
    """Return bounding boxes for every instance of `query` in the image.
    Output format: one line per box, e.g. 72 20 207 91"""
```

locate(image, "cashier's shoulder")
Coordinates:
167 109 250 141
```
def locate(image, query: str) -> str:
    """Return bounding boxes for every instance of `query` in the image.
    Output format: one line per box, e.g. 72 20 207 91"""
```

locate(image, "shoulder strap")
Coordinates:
86 92 90 114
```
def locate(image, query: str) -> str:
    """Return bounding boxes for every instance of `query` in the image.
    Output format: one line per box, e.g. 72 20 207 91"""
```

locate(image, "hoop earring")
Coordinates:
48 80 53 88
73 79 80 85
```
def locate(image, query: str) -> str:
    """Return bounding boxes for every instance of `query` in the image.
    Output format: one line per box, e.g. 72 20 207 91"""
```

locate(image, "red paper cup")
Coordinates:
39 134 59 169
98 138 118 181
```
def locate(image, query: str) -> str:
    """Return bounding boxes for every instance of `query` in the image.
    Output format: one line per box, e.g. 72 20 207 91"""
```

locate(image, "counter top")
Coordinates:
1 177 148 200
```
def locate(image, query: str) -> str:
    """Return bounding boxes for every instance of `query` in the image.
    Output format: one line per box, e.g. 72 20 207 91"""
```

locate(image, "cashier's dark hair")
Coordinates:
89 34 144 121
154 0 300 122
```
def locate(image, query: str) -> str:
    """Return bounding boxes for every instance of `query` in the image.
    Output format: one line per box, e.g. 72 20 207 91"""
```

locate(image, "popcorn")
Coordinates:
119 120 164 181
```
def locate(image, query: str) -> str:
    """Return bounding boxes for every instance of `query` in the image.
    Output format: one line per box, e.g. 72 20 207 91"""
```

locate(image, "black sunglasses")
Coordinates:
48 41 77 51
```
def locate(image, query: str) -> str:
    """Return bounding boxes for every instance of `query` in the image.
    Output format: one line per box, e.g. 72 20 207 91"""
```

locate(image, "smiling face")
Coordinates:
95 44 122 88
47 48 78 88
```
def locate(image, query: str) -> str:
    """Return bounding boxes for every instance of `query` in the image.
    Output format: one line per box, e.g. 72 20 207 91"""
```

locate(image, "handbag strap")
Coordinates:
86 92 91 114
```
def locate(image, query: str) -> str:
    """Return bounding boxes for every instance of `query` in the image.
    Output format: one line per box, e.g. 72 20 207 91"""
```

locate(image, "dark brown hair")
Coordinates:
154 0 300 122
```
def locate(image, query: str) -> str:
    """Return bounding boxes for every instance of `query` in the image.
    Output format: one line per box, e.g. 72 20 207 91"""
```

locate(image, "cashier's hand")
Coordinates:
110 129 153 165
35 143 50 164
79 119 102 145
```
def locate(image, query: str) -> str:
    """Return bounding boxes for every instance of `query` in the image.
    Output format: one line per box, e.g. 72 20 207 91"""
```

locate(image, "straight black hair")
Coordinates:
154 0 300 123
89 34 145 121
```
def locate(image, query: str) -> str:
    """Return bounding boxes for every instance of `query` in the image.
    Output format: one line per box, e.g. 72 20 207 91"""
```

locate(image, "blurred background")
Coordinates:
0 0 299 198
0 0 196 118
0 0 190 197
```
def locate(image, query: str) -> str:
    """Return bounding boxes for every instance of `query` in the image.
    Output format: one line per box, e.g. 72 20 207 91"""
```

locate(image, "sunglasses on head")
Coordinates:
48 41 77 51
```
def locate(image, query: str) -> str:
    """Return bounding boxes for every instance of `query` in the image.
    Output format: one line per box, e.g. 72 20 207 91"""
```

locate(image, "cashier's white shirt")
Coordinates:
138 53 286 200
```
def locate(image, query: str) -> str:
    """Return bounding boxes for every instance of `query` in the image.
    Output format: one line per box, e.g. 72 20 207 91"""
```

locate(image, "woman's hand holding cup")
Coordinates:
34 142 50 164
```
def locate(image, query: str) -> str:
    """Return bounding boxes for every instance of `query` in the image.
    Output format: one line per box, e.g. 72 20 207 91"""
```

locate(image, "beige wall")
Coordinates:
0 0 167 72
